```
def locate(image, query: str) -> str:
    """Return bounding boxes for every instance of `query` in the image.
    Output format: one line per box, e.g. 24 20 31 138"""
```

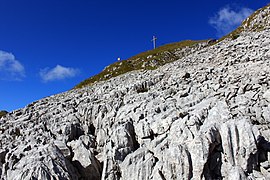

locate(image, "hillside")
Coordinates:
1 3 270 180
75 39 212 88
75 3 270 89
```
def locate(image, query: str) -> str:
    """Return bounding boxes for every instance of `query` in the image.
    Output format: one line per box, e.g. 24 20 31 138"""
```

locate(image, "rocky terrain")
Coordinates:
1 4 270 180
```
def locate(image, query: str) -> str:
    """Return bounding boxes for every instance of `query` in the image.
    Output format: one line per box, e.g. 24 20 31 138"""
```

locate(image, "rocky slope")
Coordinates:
75 40 212 89
1 4 270 180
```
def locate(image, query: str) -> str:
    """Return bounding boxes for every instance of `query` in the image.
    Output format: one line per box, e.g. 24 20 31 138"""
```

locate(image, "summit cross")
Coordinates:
151 36 157 49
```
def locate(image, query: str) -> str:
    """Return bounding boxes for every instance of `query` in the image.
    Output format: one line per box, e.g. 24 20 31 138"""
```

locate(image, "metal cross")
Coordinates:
151 36 157 49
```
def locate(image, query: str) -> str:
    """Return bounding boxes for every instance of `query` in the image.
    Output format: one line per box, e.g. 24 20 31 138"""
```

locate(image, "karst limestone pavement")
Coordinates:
1 4 270 180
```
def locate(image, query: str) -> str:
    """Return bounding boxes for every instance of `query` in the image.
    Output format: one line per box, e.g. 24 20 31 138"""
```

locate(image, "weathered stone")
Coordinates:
1 5 270 179
2 144 79 180
54 140 71 158
68 138 102 180
120 148 157 180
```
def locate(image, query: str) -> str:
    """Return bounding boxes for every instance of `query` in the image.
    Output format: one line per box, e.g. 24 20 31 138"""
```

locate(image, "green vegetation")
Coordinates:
128 40 207 60
0 111 8 118
217 26 244 42
75 40 209 88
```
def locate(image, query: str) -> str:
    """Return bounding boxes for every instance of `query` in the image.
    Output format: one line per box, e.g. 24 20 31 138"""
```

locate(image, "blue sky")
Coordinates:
0 0 269 111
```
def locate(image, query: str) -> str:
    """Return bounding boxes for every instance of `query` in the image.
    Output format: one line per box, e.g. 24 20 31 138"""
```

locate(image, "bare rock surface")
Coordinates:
1 5 270 180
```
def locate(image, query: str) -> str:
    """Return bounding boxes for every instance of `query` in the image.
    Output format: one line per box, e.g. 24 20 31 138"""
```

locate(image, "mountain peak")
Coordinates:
220 4 270 41
243 3 270 31
75 4 270 89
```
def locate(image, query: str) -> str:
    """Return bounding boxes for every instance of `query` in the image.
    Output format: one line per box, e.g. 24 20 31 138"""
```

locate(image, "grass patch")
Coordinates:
129 40 208 60
0 111 8 118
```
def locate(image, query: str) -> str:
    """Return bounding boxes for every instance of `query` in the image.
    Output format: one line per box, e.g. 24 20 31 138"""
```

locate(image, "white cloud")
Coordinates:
40 65 79 82
209 6 254 37
0 50 25 81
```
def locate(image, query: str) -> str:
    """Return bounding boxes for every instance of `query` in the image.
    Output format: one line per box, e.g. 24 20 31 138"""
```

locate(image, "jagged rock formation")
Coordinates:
1 4 270 180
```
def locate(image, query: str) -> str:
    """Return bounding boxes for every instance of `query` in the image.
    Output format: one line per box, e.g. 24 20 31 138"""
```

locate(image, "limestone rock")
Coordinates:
1 5 270 180
68 136 102 180
120 148 158 180
1 144 79 180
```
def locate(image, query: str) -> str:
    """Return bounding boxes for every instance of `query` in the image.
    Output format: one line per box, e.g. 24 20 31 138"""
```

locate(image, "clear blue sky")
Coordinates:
0 0 269 111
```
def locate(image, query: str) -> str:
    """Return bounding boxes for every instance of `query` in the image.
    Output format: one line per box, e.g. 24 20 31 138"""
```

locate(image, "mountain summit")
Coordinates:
1 4 270 180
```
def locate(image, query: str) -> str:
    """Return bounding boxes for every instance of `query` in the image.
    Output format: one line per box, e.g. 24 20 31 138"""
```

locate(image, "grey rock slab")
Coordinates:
68 138 102 180
2 144 79 180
